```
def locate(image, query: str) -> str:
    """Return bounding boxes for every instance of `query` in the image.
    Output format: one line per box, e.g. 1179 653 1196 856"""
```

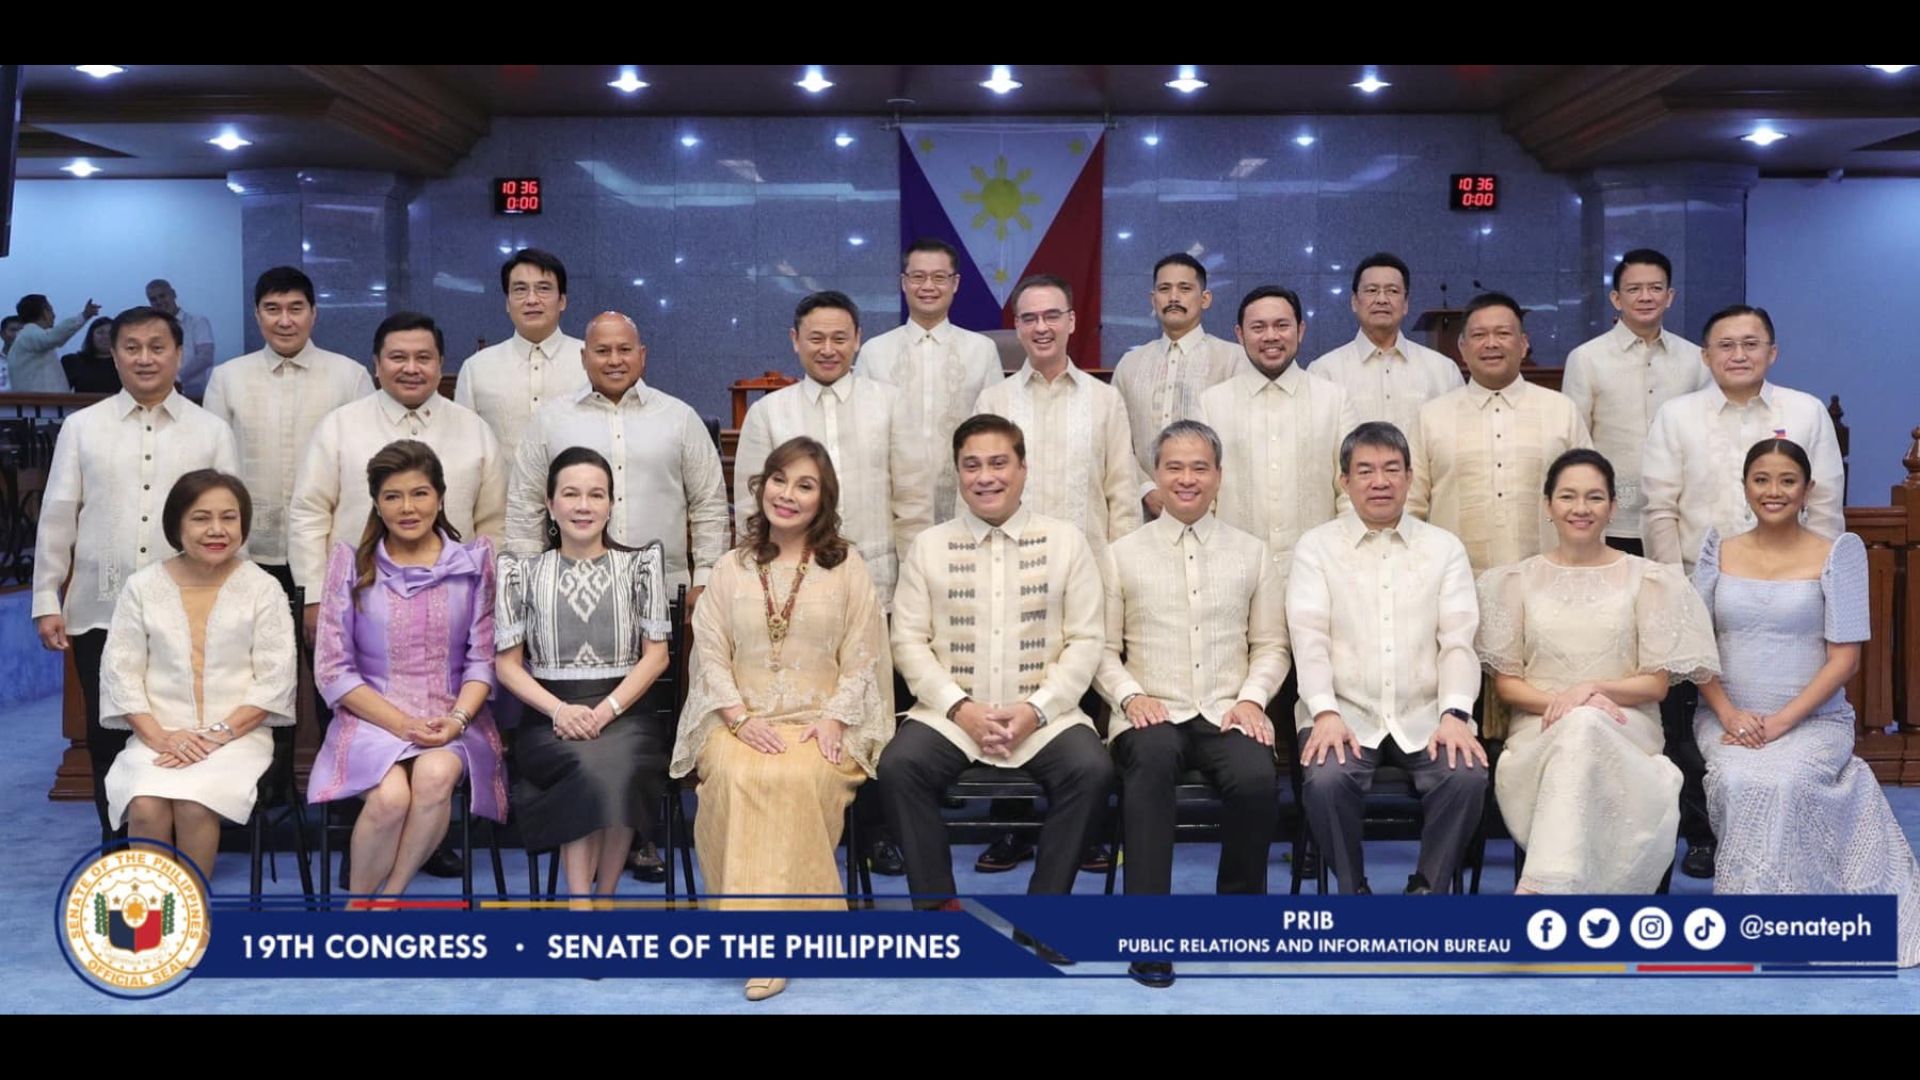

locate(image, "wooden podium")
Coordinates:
1412 308 1464 363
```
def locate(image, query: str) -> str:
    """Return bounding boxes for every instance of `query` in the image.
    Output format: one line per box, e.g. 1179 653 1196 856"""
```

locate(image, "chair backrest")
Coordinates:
655 584 690 720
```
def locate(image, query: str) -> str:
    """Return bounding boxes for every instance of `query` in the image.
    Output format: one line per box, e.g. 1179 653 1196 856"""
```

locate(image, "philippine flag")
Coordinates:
899 123 1106 367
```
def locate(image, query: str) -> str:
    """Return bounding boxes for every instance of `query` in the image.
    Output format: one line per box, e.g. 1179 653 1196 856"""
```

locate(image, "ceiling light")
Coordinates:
209 129 252 151
1352 71 1391 94
679 134 700 148
1116 230 1133 241
227 181 247 195
1742 126 1787 146
1294 133 1316 147
74 65 124 79
981 66 1021 95
1142 133 1161 147
1866 65 1914 74
608 67 648 94
796 66 833 94
62 159 101 178
1165 65 1207 94
834 133 855 148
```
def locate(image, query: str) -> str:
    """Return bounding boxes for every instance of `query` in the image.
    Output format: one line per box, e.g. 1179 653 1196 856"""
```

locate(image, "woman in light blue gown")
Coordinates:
1692 438 1919 967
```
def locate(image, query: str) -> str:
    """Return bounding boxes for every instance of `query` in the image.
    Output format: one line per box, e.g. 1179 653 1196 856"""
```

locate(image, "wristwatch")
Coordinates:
1442 708 1473 724
205 720 234 741
946 697 972 721
1028 702 1050 728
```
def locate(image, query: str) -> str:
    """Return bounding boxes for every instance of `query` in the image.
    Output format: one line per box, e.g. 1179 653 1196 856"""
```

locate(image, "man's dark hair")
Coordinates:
794 290 860 332
499 247 568 296
1611 248 1672 292
373 311 445 358
1153 252 1207 289
254 266 316 307
1351 252 1410 296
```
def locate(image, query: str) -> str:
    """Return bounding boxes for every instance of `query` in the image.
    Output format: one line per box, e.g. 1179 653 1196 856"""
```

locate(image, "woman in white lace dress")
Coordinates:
1692 438 1920 966
101 471 297 876
673 437 894 1001
1478 449 1719 893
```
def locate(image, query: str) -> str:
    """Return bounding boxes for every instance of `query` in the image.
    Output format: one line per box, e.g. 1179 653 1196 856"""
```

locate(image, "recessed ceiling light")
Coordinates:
1142 133 1161 147
74 65 124 79
62 159 101 178
1165 65 1207 94
631 278 646 287
302 241 311 253
1866 65 1914 74
1116 230 1133 241
1304 245 1315 255
608 67 648 94
981 65 1021 95
834 133 855 148
847 235 866 247
1742 125 1788 146
498 244 513 255
1331 287 1344 295
208 129 252 151
227 181 247 195
1480 225 1493 236
1352 71 1391 94
1294 133 1316 147
679 134 700 148
796 66 833 94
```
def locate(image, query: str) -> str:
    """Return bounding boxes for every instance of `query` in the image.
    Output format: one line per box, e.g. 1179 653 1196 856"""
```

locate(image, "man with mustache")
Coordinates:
1408 292 1590 575
1308 252 1462 436
1112 254 1240 508
1560 249 1709 558
34 305 238 842
455 248 591 456
1639 302 1844 879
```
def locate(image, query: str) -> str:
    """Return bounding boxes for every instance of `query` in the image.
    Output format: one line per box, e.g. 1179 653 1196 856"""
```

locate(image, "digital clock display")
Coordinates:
1450 173 1498 211
495 178 542 216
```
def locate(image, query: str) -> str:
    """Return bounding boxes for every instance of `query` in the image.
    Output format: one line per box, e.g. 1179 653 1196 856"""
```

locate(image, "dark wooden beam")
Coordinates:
1663 91 1920 120
290 65 488 175
23 93 333 125
1502 65 1701 170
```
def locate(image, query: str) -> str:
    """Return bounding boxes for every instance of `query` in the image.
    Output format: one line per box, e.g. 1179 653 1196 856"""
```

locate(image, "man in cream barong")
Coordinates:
880 414 1112 964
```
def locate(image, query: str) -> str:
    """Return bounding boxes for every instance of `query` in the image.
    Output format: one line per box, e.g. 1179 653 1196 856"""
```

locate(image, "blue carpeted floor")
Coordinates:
6 691 1916 1014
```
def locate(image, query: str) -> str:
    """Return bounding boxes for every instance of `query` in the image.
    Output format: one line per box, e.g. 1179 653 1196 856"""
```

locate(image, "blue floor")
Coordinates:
7 691 1917 1014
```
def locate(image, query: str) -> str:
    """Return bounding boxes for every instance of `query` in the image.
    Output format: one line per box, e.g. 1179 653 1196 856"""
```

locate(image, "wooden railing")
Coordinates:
1847 426 1920 785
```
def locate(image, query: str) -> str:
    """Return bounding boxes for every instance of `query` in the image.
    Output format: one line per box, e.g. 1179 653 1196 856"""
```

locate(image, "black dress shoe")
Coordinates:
866 839 906 877
1012 929 1075 967
628 842 667 884
422 848 465 879
975 834 1035 873
1681 841 1716 879
1351 882 1372 895
1078 844 1113 874
1294 848 1322 877
1404 873 1433 895
1128 961 1176 989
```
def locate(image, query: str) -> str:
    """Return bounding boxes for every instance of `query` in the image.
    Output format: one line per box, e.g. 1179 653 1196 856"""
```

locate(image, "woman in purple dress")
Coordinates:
308 440 505 898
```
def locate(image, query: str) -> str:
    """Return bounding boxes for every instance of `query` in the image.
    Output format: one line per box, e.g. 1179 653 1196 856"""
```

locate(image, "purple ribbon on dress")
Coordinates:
375 533 486 598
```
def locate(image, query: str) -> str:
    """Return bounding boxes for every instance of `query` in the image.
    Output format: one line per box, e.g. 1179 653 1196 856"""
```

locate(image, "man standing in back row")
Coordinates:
1112 253 1240 503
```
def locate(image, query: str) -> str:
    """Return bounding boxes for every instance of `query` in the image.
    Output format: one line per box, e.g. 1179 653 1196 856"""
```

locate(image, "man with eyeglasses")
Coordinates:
1308 252 1463 437
455 248 591 454
1640 304 1844 880
971 273 1141 878
1560 249 1710 557
856 238 1004 524
1408 292 1590 575
1112 254 1241 499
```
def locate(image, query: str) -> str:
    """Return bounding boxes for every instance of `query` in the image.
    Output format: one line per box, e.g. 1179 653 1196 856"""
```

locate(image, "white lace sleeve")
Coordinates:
97 573 153 730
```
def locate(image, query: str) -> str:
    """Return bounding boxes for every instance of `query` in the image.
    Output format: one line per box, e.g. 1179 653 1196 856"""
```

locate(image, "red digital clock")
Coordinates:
1449 173 1498 211
495 177 542 216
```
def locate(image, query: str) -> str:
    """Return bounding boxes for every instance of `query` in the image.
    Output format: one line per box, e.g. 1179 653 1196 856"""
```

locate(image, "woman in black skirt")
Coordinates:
495 446 672 905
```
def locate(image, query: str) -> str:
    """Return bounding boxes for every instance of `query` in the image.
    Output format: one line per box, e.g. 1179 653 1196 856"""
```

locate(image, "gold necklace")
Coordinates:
759 549 812 648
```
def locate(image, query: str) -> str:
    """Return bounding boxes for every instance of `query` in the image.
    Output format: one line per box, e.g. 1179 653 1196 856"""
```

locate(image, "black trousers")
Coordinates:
1300 738 1487 894
1112 718 1276 895
72 628 126 843
878 720 1113 909
1661 681 1714 847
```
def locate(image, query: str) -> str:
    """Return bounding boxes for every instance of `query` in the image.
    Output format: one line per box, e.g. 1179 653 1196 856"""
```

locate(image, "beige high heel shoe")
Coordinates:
744 977 788 1001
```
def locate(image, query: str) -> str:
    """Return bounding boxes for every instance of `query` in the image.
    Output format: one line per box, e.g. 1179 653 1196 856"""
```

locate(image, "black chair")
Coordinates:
523 586 698 904
243 722 314 905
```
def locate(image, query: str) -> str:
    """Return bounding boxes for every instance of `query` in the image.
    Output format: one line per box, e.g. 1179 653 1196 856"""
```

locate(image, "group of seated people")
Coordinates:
34 243 1920 1006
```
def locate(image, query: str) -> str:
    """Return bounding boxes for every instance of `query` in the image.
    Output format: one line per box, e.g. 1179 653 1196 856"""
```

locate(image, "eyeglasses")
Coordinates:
1358 284 1405 299
1707 337 1772 356
509 283 559 301
903 271 955 286
1015 309 1069 328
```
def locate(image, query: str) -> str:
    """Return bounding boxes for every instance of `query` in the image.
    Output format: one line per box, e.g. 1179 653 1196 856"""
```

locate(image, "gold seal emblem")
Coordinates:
60 848 210 998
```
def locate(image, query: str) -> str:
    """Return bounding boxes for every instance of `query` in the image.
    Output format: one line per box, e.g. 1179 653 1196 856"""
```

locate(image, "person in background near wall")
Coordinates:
455 247 591 455
32 306 238 842
204 266 374 605
146 280 216 399
1307 252 1462 436
1111 253 1241 499
11 293 101 392
62 317 122 395
1560 248 1710 558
